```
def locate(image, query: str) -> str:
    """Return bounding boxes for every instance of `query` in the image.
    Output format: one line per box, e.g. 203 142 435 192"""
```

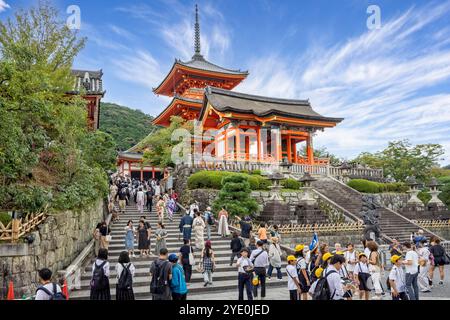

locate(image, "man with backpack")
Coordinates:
35 268 66 300
230 232 245 266
249 240 269 300
116 187 128 214
312 254 349 300
150 248 172 300
204 207 214 240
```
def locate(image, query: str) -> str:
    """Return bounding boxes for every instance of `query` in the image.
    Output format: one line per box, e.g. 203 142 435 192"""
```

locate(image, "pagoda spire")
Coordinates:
193 4 203 59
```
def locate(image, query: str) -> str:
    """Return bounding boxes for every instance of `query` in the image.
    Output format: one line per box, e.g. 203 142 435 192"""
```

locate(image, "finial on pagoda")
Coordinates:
193 4 202 59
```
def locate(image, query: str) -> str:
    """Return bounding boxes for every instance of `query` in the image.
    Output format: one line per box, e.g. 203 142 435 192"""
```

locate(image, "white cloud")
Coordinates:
0 0 10 13
239 1 450 165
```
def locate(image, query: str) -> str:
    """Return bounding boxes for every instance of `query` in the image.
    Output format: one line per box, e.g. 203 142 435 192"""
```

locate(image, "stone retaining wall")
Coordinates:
0 199 105 298
367 193 410 211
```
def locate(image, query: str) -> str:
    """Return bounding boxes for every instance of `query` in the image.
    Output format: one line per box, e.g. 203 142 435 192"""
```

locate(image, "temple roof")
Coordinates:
176 55 249 76
152 95 203 126
201 87 344 123
69 69 105 96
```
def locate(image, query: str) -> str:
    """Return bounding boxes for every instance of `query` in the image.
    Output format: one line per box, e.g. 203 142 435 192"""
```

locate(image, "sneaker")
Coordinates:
278 278 283 281
203 282 208 287
267 277 271 281
439 280 444 285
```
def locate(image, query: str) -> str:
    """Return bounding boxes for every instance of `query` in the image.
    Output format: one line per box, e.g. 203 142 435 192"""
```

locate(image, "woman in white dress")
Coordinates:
193 211 206 250
136 187 145 214
217 207 230 237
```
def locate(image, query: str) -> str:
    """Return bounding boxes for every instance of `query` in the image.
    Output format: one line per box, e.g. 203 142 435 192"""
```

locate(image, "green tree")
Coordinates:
0 3 114 212
212 174 259 217
353 140 445 182
142 116 193 168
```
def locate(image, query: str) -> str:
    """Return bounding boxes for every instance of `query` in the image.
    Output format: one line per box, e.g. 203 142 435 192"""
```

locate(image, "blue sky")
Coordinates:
2 0 450 164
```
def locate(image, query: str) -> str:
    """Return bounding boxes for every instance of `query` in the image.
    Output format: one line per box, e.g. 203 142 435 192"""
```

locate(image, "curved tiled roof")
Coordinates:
201 87 344 123
177 54 249 76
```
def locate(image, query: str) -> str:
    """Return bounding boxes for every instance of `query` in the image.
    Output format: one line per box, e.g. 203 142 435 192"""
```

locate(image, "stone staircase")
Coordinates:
70 205 288 300
311 177 443 243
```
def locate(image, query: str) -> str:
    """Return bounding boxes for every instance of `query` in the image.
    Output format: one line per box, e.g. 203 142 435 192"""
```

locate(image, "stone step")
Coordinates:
105 248 243 259
70 277 288 300
107 242 233 251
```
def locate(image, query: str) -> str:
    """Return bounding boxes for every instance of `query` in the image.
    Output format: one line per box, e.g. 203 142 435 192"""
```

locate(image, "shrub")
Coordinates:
0 212 12 226
438 176 450 185
250 170 262 175
187 171 271 190
281 178 301 190
347 179 382 193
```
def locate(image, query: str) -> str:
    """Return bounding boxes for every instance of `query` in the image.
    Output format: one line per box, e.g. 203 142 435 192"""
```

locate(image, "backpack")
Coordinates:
150 260 169 294
312 270 337 300
36 283 66 300
90 261 108 290
117 263 133 291
206 212 215 226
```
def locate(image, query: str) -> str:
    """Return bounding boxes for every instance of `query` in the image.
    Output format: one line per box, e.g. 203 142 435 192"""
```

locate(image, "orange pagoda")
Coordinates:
117 5 343 179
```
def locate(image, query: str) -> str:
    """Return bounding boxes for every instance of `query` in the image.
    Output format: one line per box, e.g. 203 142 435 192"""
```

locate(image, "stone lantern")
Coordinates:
268 171 285 201
406 176 424 211
280 157 292 175
339 161 352 183
299 172 317 205
427 177 445 210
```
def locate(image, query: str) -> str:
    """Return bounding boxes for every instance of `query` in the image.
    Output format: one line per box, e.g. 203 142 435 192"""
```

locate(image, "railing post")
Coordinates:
11 213 21 243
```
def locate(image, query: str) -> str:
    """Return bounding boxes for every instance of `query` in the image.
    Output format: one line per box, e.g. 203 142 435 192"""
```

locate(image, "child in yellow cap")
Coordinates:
286 255 301 300
389 255 408 300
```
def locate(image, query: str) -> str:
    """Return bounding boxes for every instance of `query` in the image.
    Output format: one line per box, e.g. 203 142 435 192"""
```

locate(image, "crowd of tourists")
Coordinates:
32 172 449 301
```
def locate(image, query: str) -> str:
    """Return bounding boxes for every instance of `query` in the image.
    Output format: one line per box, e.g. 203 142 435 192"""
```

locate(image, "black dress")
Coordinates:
138 227 149 250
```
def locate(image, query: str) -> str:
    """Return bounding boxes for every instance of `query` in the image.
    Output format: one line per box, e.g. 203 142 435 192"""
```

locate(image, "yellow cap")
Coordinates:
295 244 305 252
358 253 367 259
336 251 344 255
315 267 324 278
322 252 333 262
252 277 259 286
287 255 296 262
391 255 401 264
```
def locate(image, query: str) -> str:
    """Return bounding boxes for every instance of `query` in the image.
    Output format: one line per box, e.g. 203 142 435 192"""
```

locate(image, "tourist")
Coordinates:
236 248 254 300
413 229 426 245
179 239 194 282
124 220 136 258
90 248 111 300
110 183 118 204
362 239 371 260
217 207 230 237
354 253 371 300
403 241 420 300
189 201 199 218
169 253 188 300
326 255 351 300
179 211 194 241
193 210 206 250
230 231 244 266
389 255 408 300
336 251 353 300
417 240 432 292
150 248 172 300
237 216 252 246
429 237 446 286
267 237 282 281
269 225 281 242
307 243 319 277
315 243 329 267
166 197 176 222
286 255 301 300
116 187 128 214
111 206 119 223
293 244 310 300
137 221 150 257
146 186 154 212
344 243 357 281
155 222 168 256
35 268 64 300
333 243 342 254
136 187 145 214
389 238 403 256
156 196 165 224
99 221 110 250
250 240 269 299
257 223 268 245
200 240 215 287
204 206 214 240
367 240 383 300
93 223 102 257
153 180 161 200
115 251 135 300
140 216 152 255
247 237 257 255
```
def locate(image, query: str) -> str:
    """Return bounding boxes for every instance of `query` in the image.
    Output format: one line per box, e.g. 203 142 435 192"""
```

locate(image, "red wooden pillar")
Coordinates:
152 166 155 179
287 134 292 163
224 129 228 161
235 126 240 161
256 127 261 161
307 133 314 165
140 163 144 181
293 140 298 163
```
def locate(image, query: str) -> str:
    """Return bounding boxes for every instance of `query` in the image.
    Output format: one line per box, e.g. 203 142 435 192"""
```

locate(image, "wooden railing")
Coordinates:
412 219 450 229
328 167 384 179
229 219 364 235
0 211 47 242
